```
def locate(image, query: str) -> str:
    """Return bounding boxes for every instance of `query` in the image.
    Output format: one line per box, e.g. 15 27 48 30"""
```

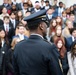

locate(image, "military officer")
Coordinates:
13 9 64 75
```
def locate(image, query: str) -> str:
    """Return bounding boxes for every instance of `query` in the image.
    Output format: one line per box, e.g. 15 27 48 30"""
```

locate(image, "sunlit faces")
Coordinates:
62 11 67 17
2 7 7 14
0 30 5 38
17 11 23 17
52 20 57 27
56 25 62 36
66 20 73 29
18 26 25 34
56 16 62 23
57 40 63 49
70 15 75 22
3 0 8 4
3 17 10 24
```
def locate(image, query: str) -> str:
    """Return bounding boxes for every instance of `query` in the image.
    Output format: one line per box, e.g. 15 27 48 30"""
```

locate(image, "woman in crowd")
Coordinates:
65 8 71 18
70 6 74 14
0 29 10 75
50 25 65 44
16 11 23 23
62 20 73 38
5 37 20 75
49 18 57 37
0 7 9 20
55 38 69 75
67 41 76 75
11 4 18 13
56 16 63 26
27 0 33 11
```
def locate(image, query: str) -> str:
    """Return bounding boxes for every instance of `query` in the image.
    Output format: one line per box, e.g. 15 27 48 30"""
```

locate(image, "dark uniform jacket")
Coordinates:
13 35 63 75
0 41 10 75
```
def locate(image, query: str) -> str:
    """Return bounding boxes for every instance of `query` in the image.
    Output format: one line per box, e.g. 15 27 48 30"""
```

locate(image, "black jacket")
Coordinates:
13 35 63 75
0 42 10 75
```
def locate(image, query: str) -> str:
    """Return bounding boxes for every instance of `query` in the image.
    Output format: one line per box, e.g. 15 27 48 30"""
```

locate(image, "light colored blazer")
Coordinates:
67 52 76 75
62 27 71 38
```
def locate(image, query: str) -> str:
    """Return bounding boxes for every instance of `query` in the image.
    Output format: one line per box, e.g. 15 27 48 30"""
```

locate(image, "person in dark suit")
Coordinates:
10 12 18 30
13 9 63 75
66 27 76 52
0 19 3 25
1 16 14 44
17 0 25 10
46 6 56 24
5 37 21 75
0 28 10 75
42 0 51 10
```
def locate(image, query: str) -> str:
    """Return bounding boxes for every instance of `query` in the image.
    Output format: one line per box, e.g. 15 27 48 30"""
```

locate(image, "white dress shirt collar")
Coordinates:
31 33 43 39
72 36 75 42
18 33 24 40
4 23 9 31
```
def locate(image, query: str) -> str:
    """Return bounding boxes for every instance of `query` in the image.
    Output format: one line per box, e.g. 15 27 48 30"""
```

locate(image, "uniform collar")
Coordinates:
30 33 43 39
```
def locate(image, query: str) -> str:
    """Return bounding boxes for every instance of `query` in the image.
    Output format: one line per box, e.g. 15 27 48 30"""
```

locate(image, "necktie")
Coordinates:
6 25 8 35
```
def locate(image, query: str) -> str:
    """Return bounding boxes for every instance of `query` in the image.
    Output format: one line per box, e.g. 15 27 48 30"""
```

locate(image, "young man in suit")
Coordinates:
13 9 64 75
10 12 18 30
66 27 76 52
46 6 55 24
13 24 28 41
1 16 14 43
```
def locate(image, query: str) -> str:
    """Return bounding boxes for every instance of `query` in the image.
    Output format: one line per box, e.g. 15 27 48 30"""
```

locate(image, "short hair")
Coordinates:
69 14 75 16
27 21 41 30
35 1 39 3
45 1 49 3
3 16 9 20
23 2 28 6
49 6 55 10
59 2 63 5
17 23 25 29
70 27 76 34
62 11 66 14
10 11 16 15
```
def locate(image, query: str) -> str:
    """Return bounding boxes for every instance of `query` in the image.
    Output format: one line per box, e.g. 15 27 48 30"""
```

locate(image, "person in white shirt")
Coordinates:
58 2 64 17
0 7 9 20
67 40 76 75
22 2 29 17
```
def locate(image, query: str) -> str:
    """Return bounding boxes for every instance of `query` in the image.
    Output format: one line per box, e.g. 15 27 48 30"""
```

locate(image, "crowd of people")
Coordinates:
0 0 76 75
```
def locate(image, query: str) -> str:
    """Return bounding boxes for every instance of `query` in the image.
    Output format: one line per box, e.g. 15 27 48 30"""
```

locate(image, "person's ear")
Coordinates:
39 24 43 30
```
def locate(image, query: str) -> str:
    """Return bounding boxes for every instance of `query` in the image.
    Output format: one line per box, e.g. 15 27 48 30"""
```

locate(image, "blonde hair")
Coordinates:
11 37 20 49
